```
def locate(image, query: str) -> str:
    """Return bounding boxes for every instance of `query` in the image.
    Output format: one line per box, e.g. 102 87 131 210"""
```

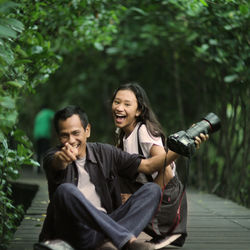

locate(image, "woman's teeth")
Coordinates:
116 114 126 119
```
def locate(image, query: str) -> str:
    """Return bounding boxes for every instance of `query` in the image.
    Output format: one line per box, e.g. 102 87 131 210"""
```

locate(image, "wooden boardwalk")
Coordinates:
8 168 250 250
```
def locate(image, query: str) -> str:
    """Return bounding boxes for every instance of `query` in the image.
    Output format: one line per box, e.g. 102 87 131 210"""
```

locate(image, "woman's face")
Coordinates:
112 89 141 136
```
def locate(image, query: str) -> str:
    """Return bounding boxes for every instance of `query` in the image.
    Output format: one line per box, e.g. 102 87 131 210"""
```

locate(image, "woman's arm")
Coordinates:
138 133 208 174
138 150 176 174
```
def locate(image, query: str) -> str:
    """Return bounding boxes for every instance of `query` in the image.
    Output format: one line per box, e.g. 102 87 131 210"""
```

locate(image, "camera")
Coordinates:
167 112 221 158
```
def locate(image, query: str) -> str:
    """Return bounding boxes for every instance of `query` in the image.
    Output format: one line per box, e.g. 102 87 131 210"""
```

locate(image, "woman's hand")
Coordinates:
194 133 209 149
121 193 131 204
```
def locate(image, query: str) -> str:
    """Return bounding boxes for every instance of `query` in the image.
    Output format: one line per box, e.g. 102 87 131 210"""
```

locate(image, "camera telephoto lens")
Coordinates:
186 113 221 138
167 112 221 157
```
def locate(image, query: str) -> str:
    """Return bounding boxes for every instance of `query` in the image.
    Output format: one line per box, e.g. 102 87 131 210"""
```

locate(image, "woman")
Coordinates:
111 83 207 249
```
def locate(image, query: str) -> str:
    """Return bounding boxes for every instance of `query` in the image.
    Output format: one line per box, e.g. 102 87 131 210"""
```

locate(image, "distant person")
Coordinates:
33 107 55 170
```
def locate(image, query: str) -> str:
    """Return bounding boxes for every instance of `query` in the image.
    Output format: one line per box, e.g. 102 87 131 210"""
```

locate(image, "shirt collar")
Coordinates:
86 143 98 164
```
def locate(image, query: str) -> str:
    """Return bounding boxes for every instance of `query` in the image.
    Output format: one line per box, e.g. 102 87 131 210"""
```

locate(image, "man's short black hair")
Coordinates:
54 105 89 134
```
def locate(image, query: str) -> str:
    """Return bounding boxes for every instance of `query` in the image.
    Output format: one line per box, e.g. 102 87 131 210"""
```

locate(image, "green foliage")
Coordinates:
0 0 125 247
0 0 58 248
19 0 249 208
1 0 250 247
0 134 39 249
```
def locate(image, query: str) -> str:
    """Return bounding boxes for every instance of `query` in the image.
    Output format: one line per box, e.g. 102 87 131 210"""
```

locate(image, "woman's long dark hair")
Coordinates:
111 82 166 148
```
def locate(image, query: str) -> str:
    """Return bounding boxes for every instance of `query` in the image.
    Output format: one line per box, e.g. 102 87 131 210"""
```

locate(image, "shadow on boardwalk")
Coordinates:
8 167 250 250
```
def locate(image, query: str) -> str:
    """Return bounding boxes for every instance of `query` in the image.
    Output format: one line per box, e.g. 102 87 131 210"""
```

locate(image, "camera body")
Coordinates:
167 113 221 158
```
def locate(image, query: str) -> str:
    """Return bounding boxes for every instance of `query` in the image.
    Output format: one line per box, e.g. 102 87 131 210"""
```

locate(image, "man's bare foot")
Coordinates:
124 238 154 250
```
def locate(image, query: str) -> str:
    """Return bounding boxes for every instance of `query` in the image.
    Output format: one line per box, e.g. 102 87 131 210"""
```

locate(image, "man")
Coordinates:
35 105 172 250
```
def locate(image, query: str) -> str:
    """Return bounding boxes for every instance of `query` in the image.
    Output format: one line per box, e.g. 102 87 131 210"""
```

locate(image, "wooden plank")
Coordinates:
8 171 250 250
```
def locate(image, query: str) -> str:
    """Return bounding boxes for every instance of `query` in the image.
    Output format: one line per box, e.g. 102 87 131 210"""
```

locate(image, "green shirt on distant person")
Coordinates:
33 109 55 140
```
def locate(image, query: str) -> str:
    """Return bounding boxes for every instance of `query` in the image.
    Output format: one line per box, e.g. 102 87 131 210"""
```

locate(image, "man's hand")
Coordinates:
194 133 209 149
53 143 79 170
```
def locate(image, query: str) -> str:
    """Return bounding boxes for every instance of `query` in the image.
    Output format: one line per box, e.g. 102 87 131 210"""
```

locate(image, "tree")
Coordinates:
1 0 249 247
0 0 122 248
21 0 249 207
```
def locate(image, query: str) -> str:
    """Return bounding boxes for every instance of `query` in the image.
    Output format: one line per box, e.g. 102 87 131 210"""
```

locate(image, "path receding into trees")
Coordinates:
8 167 250 250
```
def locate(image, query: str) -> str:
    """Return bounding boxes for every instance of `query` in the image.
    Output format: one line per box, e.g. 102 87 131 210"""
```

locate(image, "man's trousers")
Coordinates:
51 182 161 250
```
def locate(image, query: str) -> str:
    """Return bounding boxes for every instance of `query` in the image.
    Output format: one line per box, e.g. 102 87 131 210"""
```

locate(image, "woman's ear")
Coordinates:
135 109 141 117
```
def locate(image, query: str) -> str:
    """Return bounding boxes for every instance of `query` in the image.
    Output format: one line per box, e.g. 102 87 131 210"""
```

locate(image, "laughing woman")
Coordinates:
111 83 208 249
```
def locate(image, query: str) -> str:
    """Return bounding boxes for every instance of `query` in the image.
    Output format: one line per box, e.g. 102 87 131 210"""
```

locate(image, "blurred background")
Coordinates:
0 2 249 245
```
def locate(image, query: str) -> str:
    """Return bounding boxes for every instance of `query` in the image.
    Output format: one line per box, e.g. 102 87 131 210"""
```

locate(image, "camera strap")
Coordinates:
182 156 190 189
137 123 154 182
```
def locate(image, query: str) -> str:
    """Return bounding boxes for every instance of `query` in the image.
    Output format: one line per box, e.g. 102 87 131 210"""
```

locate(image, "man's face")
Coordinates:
58 114 90 158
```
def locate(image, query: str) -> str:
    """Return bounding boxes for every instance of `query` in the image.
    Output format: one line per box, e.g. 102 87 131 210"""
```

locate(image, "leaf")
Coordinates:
2 137 8 148
209 39 218 46
0 1 20 13
0 24 17 39
31 45 43 54
23 158 40 167
5 111 18 125
94 42 104 51
199 0 208 7
130 7 148 16
15 44 28 57
6 80 25 88
201 44 209 51
106 47 119 55
239 5 249 15
0 46 14 64
0 95 15 109
15 59 32 65
0 18 24 33
224 74 238 83
0 130 5 142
